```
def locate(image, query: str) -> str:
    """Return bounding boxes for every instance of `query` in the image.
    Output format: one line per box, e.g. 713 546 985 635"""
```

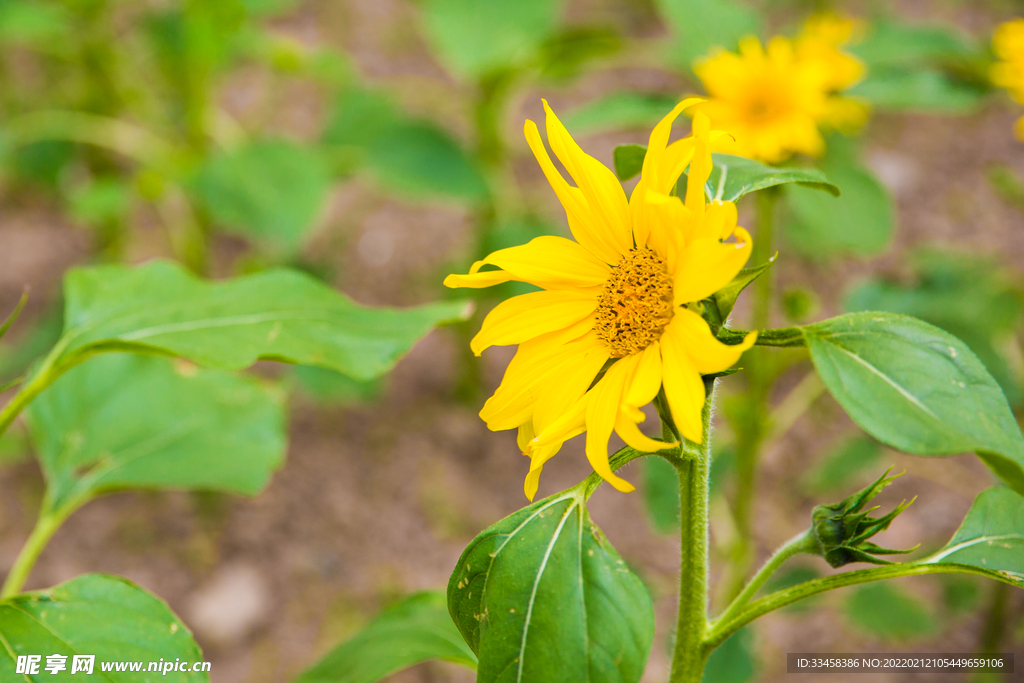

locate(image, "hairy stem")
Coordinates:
669 381 714 683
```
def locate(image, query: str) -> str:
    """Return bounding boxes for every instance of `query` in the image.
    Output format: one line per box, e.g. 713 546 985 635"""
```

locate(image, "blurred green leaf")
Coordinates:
845 250 1023 406
781 287 820 324
988 164 1024 215
421 0 566 77
68 178 132 227
850 20 977 68
762 565 821 612
688 154 839 200
849 68 986 114
28 354 284 511
322 86 401 149
844 583 937 641
785 154 892 257
448 490 654 683
0 574 208 682
0 0 69 44
709 445 735 496
701 626 756 683
291 366 384 405
366 122 489 202
537 26 621 82
564 94 678 135
10 140 74 188
940 575 983 614
924 487 1024 582
643 456 679 534
54 260 472 381
295 592 476 683
0 303 63 384
657 0 760 70
191 139 331 252
801 436 882 495
613 144 648 182
800 313 1024 497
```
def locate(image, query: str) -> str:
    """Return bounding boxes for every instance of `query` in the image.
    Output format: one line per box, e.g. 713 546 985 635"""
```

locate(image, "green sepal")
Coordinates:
712 255 776 321
810 468 917 568
613 143 647 181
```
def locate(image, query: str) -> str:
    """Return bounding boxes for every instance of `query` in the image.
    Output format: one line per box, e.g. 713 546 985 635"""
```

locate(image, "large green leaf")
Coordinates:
923 487 1024 582
656 0 760 70
448 490 654 683
51 260 471 380
801 313 1024 496
421 0 566 77
190 139 331 252
295 592 476 683
0 573 207 682
26 354 284 512
785 156 892 257
563 93 678 135
848 68 986 114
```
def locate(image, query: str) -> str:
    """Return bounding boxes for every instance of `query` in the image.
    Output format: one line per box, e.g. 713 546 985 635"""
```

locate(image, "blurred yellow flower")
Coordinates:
692 15 868 163
991 18 1024 140
445 100 756 500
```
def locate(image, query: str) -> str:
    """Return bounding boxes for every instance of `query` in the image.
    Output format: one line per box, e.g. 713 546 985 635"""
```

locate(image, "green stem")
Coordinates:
669 381 714 683
0 504 73 598
714 530 816 627
2 110 173 166
706 562 1021 649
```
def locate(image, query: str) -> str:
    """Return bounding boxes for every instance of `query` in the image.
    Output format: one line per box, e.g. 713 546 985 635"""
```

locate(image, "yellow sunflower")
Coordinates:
445 100 757 500
991 18 1024 140
692 17 867 163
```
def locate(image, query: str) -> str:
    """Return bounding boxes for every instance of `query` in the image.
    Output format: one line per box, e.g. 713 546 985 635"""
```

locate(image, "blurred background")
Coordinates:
0 0 1023 681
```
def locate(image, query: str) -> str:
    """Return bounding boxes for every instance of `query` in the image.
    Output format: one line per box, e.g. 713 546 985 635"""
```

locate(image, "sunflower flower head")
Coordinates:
991 18 1024 140
692 16 868 163
445 100 757 500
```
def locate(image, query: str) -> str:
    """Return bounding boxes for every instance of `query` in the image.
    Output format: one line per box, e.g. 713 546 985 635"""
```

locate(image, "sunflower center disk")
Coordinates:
594 248 675 358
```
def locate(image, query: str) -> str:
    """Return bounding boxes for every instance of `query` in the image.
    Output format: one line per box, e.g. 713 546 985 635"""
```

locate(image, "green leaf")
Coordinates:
712 256 775 320
613 144 648 182
536 26 621 82
800 312 1024 497
68 178 132 227
656 0 760 70
565 94 679 136
421 0 566 77
0 573 208 681
448 489 654 683
844 583 937 641
190 139 331 252
850 20 977 69
295 591 476 683
366 122 489 202
785 157 892 257
845 249 1023 406
800 436 882 495
26 354 284 512
52 259 472 381
923 487 1024 582
701 626 757 683
291 366 383 405
0 0 69 44
642 456 679 534
848 68 986 114
321 86 401 149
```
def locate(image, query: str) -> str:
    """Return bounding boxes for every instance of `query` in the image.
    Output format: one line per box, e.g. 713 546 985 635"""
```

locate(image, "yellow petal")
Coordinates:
625 342 663 408
684 111 713 219
615 412 669 452
533 339 610 431
480 326 597 430
697 200 739 241
525 120 620 265
444 270 515 289
473 235 611 290
640 97 704 193
530 390 589 450
674 227 752 305
524 443 561 501
584 357 638 492
665 309 757 374
659 333 706 443
542 100 633 260
637 188 687 268
471 289 599 355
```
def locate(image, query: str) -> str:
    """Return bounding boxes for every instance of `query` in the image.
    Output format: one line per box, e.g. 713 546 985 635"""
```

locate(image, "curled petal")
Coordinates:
659 333 706 443
471 289 599 355
674 227 752 305
664 310 757 375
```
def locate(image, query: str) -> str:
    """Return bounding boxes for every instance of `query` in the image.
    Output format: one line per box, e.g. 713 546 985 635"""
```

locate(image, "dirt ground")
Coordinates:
2 1 1024 682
